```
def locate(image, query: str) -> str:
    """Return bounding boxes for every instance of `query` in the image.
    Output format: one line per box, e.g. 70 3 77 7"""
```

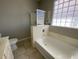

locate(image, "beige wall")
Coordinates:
0 0 37 39
39 0 78 39
49 26 78 39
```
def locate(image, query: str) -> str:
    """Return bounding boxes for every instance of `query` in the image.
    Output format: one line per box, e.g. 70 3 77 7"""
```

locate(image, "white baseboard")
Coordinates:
18 37 31 42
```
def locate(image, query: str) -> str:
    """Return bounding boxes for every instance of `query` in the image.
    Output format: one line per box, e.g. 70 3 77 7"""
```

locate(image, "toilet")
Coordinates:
10 38 18 51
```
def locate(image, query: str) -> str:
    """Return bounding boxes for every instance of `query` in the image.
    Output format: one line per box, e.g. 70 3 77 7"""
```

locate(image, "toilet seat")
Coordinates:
10 38 18 51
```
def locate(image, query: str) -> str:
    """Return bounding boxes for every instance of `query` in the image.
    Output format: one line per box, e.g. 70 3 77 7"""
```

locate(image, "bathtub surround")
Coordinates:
32 25 78 59
49 26 78 39
31 25 49 47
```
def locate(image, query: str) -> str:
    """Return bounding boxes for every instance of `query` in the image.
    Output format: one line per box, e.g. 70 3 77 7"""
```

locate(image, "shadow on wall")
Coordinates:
0 26 31 39
0 0 37 39
0 13 31 39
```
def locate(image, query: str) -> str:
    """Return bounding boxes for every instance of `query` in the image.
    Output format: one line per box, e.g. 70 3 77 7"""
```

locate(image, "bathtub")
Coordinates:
31 25 78 59
35 32 78 59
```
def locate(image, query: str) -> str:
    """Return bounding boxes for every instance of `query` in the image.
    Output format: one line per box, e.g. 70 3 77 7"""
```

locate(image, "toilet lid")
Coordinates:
10 38 18 45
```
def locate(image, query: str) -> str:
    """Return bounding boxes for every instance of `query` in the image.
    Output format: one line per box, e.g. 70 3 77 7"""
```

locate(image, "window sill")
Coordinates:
51 25 78 30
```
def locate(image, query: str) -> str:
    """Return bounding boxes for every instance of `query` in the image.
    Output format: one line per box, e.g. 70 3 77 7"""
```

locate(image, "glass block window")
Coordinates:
52 0 78 28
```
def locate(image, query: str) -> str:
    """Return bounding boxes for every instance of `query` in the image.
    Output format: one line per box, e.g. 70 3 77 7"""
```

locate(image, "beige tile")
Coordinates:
14 39 45 59
15 54 29 59
13 47 26 57
23 40 32 49
25 47 37 55
29 51 45 59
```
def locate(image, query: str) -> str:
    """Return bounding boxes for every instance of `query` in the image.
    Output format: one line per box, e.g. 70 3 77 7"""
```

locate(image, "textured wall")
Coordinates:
0 0 37 39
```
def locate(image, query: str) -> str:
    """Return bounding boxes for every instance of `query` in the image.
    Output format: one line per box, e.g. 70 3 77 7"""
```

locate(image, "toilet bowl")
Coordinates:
10 38 18 51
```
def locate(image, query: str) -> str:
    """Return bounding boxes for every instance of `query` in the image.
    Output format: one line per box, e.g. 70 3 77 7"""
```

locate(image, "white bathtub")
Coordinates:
35 33 78 59
31 25 78 59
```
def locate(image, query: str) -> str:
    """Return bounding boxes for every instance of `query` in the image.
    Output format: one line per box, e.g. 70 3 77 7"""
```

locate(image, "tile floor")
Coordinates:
13 39 45 59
